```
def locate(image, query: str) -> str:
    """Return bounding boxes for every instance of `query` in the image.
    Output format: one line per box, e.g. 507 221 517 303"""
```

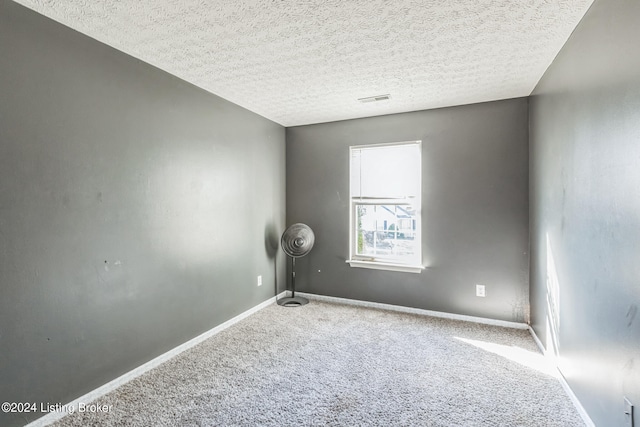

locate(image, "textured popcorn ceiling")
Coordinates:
15 0 594 126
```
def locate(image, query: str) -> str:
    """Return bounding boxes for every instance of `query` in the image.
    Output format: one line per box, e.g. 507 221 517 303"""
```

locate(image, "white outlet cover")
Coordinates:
257 275 262 286
476 285 486 297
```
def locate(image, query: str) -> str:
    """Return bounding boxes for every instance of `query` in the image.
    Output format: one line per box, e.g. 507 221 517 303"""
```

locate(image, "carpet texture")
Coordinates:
52 301 584 426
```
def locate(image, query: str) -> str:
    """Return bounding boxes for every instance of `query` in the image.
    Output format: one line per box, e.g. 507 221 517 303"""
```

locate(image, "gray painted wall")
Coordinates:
0 2 285 426
529 0 640 425
287 98 529 322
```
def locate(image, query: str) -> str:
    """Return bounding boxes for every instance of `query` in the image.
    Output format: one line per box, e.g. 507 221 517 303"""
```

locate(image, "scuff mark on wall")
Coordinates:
627 304 637 327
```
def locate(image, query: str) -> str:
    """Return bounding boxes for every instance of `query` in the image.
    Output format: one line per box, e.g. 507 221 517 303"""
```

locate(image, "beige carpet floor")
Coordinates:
52 300 584 426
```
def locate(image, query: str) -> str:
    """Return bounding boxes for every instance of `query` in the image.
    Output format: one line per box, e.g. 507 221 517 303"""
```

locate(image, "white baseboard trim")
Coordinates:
25 293 286 427
296 292 529 330
528 325 547 355
528 326 595 427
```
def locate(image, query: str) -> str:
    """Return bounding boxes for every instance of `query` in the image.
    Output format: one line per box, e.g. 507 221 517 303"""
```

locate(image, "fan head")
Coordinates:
281 223 315 258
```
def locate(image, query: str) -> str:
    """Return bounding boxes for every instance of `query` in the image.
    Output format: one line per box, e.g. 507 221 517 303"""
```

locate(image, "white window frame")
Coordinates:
346 140 424 273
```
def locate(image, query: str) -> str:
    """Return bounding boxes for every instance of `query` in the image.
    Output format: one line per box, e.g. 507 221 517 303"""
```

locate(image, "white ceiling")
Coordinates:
15 0 594 127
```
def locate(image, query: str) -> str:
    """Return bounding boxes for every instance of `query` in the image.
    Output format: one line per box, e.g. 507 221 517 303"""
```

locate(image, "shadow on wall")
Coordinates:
265 222 280 295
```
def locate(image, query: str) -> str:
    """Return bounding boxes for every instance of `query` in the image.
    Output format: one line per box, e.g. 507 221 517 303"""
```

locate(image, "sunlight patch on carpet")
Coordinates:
454 336 558 378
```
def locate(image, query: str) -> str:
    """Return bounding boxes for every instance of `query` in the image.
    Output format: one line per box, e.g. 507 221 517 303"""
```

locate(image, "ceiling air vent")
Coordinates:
358 94 391 103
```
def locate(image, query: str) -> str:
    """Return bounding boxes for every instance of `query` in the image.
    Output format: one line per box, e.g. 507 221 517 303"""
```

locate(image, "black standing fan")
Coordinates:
277 223 315 307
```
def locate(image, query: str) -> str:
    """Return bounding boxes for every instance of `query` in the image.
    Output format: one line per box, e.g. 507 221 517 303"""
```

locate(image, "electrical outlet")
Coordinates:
476 284 486 297
624 397 634 427
257 275 262 287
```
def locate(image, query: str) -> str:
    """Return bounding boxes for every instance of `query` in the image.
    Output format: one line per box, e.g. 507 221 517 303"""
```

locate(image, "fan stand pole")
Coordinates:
276 256 309 307
291 257 296 298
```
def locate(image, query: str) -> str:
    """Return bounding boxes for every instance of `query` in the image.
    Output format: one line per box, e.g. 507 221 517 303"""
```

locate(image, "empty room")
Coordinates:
1 0 638 426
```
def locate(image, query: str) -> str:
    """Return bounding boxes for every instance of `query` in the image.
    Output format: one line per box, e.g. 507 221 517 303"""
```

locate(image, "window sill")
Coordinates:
346 259 425 274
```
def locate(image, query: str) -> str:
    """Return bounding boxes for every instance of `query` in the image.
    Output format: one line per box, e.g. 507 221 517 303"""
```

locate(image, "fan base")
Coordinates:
277 296 309 307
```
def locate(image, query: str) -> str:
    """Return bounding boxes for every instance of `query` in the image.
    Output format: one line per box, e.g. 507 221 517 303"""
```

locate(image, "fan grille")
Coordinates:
281 223 315 258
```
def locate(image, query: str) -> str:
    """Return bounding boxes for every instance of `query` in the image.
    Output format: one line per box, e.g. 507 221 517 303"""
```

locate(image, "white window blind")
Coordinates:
350 142 421 200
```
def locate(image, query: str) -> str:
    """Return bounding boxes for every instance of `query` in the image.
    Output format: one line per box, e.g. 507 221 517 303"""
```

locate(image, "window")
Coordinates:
348 141 423 273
